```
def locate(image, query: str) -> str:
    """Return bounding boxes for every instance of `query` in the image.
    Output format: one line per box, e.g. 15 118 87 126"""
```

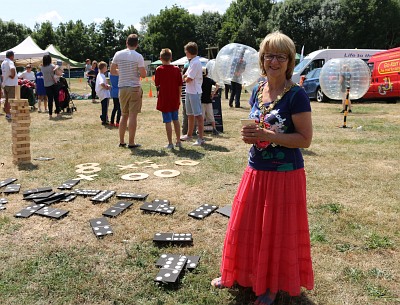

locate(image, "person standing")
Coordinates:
180 42 205 146
201 67 220 135
181 63 189 135
229 48 247 108
35 67 48 113
111 34 147 148
41 54 61 119
340 64 352 113
95 61 111 125
84 59 91 89
109 72 121 127
212 31 314 304
88 61 98 103
154 48 183 149
1 51 18 120
20 64 36 81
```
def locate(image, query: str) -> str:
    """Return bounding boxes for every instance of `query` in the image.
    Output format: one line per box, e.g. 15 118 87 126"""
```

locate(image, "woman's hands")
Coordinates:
241 125 274 144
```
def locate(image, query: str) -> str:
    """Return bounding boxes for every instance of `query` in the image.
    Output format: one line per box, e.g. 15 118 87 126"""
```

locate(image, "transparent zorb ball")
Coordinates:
319 58 371 100
215 43 260 87
205 59 224 86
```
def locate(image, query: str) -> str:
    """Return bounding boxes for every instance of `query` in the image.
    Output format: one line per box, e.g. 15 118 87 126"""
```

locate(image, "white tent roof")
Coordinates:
171 56 209 66
0 36 48 66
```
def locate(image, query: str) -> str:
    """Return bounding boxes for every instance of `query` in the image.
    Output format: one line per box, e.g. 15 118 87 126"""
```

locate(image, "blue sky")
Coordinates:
1 0 233 30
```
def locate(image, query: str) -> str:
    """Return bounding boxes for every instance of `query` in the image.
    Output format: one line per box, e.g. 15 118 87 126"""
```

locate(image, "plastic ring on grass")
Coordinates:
121 173 149 181
153 169 180 178
175 160 199 166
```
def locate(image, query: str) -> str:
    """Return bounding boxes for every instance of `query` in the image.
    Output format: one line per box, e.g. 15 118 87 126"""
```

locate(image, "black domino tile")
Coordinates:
188 204 218 220
0 178 17 188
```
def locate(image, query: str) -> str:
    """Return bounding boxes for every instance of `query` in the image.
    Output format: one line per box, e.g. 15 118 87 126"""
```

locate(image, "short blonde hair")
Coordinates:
259 31 296 80
160 48 172 62
98 61 107 70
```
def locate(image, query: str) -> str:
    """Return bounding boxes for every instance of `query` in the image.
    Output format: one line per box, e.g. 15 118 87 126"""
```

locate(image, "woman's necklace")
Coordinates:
258 80 294 114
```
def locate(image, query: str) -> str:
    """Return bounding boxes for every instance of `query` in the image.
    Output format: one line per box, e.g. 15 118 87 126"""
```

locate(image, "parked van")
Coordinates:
363 47 400 101
292 49 385 83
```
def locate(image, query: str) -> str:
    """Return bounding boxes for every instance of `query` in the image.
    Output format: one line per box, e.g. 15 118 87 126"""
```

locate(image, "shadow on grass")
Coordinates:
171 148 205 160
202 142 230 152
130 149 169 158
17 162 39 171
300 149 318 156
228 288 317 305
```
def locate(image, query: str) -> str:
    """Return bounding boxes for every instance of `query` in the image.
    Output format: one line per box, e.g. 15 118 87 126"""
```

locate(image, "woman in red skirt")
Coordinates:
212 31 314 304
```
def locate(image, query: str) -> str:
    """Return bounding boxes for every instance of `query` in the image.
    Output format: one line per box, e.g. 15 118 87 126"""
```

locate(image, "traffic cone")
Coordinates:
152 75 155 81
79 78 82 83
148 85 153 97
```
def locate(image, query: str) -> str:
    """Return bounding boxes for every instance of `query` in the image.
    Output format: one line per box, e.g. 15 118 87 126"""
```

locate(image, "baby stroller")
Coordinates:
58 77 77 114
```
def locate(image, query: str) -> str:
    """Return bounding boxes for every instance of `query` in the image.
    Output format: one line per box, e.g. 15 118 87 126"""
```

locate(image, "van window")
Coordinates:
294 59 310 73
297 59 325 76
367 63 374 78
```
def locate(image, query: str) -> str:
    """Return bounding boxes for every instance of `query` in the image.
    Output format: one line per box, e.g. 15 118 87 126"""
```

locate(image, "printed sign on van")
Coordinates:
378 59 400 75
344 53 374 59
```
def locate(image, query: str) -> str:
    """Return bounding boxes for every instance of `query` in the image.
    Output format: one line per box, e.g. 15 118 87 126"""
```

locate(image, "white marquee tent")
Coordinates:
0 36 48 67
171 56 209 66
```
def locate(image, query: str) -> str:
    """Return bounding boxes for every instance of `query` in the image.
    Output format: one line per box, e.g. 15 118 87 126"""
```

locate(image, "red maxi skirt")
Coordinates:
220 166 314 296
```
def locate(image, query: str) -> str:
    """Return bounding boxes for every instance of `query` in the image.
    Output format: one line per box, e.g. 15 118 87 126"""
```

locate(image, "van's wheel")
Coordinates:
316 87 327 102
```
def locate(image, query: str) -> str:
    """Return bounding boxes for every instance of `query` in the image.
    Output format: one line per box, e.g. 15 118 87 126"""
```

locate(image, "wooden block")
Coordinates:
13 129 29 134
12 114 30 119
11 126 30 131
12 120 31 124
13 155 31 162
12 147 30 153
12 141 30 146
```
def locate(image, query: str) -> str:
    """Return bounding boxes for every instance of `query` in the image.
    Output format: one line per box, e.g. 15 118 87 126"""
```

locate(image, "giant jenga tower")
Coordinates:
11 85 31 165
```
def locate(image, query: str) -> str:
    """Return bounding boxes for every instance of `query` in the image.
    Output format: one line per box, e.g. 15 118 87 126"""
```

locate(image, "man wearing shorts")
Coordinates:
111 34 147 148
180 42 205 146
1 51 18 121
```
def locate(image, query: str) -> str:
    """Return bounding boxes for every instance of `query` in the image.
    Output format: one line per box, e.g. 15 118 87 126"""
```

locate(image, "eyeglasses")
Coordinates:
263 53 288 62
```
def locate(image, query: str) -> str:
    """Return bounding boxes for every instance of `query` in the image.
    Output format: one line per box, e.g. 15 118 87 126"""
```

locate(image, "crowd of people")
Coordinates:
0 31 316 304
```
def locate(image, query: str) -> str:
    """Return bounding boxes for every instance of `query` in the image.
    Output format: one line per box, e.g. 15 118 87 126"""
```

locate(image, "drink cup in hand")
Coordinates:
240 119 256 126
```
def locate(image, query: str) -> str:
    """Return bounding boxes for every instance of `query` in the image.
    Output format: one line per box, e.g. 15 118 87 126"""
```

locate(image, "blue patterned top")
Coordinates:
247 82 311 172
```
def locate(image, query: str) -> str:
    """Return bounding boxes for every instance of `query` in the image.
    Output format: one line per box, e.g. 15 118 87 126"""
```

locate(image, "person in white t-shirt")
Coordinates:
180 42 205 146
19 64 36 81
95 61 111 125
1 51 18 120
110 34 147 148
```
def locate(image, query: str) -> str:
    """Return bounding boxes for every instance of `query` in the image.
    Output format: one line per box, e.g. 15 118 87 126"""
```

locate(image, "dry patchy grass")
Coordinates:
0 79 399 305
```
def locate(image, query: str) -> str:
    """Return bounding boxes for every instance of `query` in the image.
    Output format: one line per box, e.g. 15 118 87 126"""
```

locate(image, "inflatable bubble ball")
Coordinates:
206 59 224 86
215 43 260 87
319 58 371 100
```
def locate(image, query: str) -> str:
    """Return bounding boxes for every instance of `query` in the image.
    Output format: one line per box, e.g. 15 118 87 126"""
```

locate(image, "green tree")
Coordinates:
0 19 31 52
267 0 326 52
96 18 126 62
339 0 400 48
218 0 274 49
32 21 57 50
138 15 156 61
194 11 223 57
145 5 196 60
55 20 92 62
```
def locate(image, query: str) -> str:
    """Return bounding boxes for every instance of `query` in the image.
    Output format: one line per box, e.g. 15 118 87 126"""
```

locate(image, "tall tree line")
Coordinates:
1 0 399 64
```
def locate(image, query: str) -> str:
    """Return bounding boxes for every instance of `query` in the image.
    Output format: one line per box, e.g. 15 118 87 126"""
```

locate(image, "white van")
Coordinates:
292 49 385 83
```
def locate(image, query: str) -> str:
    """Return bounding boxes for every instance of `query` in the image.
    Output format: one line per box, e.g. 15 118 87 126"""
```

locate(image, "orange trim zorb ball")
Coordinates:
319 58 371 100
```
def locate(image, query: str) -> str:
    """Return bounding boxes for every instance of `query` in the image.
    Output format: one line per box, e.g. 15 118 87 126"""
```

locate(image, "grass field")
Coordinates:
0 78 399 305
